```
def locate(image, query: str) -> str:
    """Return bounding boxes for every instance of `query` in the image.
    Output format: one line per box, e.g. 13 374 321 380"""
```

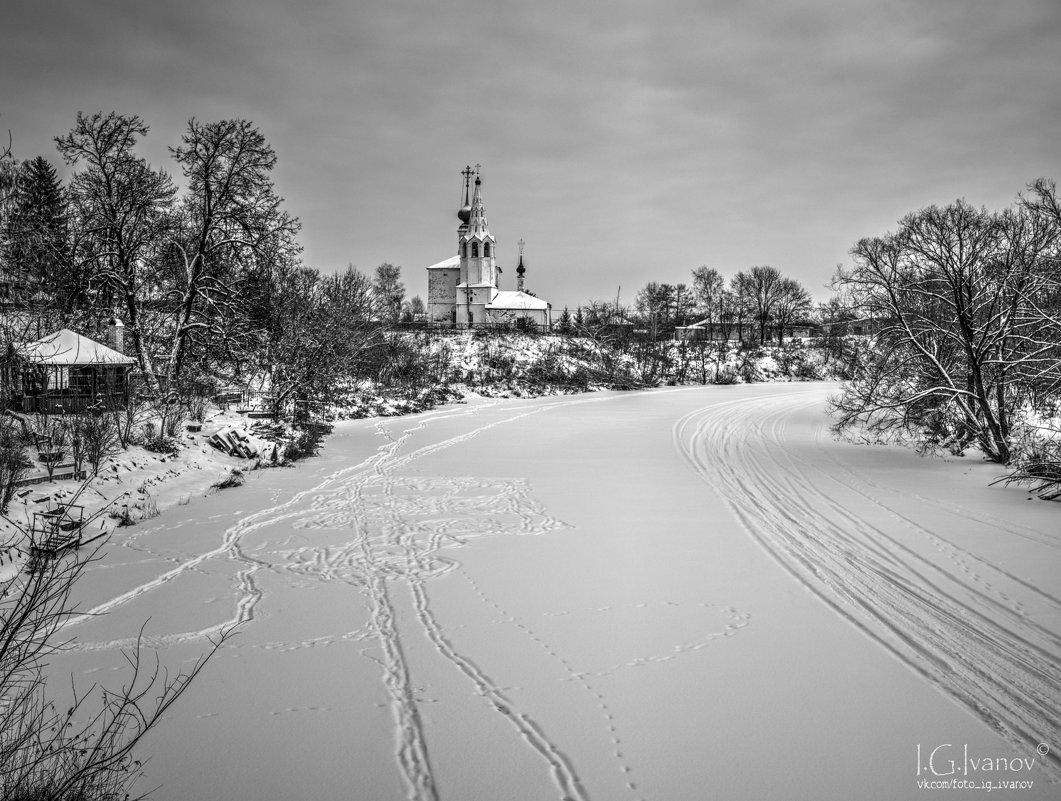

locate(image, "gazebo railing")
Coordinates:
15 391 129 415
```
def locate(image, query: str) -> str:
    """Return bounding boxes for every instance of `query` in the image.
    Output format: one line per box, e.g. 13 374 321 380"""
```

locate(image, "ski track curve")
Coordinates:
673 391 1061 783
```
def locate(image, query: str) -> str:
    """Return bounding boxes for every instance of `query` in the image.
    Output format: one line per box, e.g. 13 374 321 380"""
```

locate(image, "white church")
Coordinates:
427 166 551 328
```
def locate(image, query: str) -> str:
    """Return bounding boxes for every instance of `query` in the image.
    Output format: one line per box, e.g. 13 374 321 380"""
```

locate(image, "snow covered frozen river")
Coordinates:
54 383 1061 800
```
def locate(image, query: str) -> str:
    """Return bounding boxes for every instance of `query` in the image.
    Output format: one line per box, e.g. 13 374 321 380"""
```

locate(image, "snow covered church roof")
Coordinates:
18 329 136 366
427 255 460 270
485 291 550 311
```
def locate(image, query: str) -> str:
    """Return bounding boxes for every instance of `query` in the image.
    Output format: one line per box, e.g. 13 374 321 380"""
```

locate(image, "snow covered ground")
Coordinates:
48 383 1059 800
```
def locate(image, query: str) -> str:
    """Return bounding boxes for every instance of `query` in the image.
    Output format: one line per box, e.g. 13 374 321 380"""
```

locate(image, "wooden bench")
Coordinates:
29 504 85 561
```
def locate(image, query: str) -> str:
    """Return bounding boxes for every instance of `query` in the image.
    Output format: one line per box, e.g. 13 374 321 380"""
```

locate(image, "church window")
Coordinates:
471 242 479 258
461 242 467 257
484 242 492 257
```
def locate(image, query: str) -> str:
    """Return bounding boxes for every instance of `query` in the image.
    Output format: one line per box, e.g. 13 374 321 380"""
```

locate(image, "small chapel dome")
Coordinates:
458 204 471 224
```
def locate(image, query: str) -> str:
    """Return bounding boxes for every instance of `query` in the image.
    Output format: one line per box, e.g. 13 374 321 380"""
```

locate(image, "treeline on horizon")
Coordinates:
1 112 1060 479
563 264 817 345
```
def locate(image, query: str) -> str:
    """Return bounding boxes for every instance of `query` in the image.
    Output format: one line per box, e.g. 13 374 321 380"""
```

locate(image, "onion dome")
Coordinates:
516 239 527 290
457 165 473 223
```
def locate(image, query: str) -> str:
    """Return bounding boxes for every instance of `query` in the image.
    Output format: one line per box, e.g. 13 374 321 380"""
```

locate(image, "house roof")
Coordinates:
485 291 550 311
677 318 713 330
18 329 136 366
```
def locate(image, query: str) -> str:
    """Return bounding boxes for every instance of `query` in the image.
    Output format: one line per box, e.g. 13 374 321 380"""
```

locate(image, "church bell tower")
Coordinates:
456 165 499 325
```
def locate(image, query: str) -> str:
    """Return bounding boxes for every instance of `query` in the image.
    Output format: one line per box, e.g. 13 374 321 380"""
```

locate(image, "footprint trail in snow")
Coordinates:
64 393 747 801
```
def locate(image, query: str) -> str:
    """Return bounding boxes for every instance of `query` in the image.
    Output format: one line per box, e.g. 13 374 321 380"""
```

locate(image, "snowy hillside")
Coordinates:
329 331 838 416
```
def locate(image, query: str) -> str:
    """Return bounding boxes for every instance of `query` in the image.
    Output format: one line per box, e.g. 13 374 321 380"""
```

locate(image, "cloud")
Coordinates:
2 0 1059 307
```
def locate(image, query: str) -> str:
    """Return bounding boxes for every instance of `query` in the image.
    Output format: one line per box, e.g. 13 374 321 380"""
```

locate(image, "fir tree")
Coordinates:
4 155 75 309
556 306 573 334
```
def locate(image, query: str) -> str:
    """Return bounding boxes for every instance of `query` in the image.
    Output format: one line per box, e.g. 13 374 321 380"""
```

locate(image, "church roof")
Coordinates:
427 255 460 270
485 291 550 311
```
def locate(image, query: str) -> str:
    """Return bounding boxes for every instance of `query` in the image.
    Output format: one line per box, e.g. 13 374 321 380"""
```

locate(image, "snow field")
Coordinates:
44 385 1060 801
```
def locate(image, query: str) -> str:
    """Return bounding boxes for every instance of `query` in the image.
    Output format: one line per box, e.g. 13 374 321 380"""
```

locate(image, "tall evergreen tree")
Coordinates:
556 306 573 334
4 156 75 310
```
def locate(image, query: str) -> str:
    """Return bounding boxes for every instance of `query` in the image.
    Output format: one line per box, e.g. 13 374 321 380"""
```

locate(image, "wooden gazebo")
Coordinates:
5 329 136 415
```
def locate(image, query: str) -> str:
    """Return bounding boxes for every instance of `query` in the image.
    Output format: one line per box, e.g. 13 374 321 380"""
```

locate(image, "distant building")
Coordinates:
427 166 551 328
674 319 819 343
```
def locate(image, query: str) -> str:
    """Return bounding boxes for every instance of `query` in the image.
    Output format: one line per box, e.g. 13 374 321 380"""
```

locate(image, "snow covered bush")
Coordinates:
282 428 324 463
524 344 591 391
736 349 764 383
772 346 824 381
142 435 180 457
997 428 1061 500
69 414 120 477
210 469 245 492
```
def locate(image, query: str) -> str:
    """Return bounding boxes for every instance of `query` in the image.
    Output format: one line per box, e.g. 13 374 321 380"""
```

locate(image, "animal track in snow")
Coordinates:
459 570 750 801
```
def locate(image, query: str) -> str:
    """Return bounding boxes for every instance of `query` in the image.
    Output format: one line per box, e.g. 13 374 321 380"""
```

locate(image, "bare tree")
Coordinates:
0 517 229 798
0 416 31 513
1016 179 1061 408
691 266 723 327
401 295 425 323
634 281 671 338
373 262 404 324
733 265 786 345
772 277 812 345
0 135 20 262
580 299 627 330
56 113 176 393
166 118 300 393
254 263 382 416
831 196 1060 463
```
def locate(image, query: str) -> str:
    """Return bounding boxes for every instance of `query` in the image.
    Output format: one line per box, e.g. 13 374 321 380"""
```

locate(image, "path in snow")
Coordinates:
51 385 1060 801
674 393 1061 764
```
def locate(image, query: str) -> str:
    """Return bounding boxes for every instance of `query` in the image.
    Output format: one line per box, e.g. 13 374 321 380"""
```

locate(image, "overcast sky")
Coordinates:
2 0 1059 310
